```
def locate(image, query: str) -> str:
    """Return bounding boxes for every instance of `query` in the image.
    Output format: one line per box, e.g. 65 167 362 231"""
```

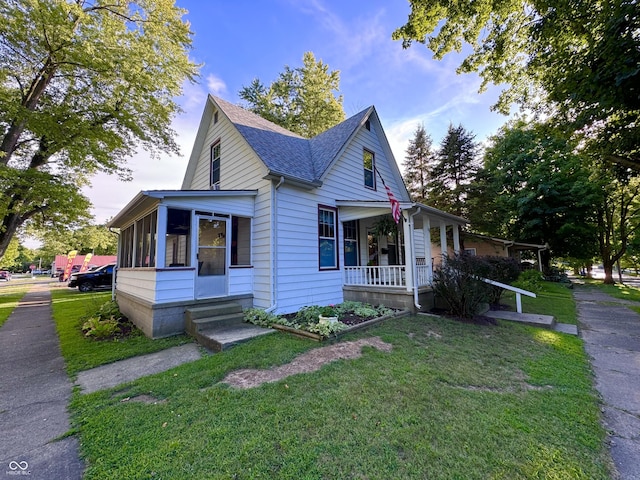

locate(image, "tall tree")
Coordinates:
467 121 600 268
427 124 479 218
239 52 345 138
592 165 640 284
392 0 640 170
0 0 198 258
403 124 435 203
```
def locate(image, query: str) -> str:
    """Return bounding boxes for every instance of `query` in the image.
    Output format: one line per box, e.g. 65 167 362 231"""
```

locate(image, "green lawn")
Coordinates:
0 283 30 327
50 288 191 376
503 280 577 324
68 300 612 478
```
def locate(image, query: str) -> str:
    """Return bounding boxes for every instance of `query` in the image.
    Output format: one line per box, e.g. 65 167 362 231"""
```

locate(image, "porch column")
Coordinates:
402 211 414 292
156 205 168 268
440 221 448 260
452 224 460 254
423 217 432 283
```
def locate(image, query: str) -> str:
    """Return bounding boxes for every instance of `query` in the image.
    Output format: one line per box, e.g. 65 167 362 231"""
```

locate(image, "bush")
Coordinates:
80 300 130 340
465 255 521 305
243 308 281 327
513 269 545 293
433 254 491 319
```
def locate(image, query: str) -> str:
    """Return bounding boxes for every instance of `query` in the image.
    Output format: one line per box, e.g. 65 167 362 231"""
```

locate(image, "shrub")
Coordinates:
80 300 130 340
464 255 521 305
433 254 491 319
243 308 281 327
307 317 348 337
82 316 120 339
512 269 545 292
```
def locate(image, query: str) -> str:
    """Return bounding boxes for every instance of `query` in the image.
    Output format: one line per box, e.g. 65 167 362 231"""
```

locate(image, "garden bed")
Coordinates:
247 303 409 341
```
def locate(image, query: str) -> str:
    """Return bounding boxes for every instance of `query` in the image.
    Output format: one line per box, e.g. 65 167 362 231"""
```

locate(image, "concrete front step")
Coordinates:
486 310 556 328
485 310 578 336
185 303 244 337
186 303 243 321
195 324 276 352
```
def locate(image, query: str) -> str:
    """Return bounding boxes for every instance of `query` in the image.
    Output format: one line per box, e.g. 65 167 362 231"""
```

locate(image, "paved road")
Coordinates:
0 284 83 479
575 285 640 480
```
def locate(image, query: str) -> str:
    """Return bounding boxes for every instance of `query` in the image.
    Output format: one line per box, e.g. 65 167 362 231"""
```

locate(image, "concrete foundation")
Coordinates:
115 290 253 338
343 285 434 313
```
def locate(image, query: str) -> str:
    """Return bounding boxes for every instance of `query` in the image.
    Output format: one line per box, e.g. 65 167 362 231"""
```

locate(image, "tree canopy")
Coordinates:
393 0 640 170
0 0 198 257
427 123 479 218
239 52 345 138
403 124 435 203
467 121 601 262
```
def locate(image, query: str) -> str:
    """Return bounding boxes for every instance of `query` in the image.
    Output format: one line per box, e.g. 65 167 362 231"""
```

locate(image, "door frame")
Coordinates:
194 214 230 299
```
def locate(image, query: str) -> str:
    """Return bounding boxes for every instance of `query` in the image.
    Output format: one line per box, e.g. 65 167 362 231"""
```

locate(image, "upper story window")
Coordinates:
210 141 221 190
318 206 338 270
363 148 376 190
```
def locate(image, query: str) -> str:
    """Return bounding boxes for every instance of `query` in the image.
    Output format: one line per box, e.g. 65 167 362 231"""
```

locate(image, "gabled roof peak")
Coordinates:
209 95 373 184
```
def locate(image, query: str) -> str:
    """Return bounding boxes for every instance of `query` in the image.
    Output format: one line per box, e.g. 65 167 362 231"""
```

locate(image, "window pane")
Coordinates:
166 209 191 267
363 149 375 188
318 208 337 269
319 239 336 268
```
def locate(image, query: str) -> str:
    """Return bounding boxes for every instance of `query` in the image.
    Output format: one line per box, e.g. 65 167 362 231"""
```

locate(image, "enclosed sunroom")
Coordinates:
107 190 257 338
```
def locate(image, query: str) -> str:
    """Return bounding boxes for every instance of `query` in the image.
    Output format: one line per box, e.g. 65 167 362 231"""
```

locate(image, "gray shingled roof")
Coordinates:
213 96 370 184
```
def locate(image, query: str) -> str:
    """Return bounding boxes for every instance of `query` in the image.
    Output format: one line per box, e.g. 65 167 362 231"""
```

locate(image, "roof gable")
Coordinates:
182 95 407 195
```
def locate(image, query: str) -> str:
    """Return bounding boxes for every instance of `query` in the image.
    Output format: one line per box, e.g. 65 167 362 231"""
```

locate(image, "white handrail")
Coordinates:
480 277 536 313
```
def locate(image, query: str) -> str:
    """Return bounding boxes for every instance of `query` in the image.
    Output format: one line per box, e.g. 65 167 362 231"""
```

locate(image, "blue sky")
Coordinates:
84 0 510 224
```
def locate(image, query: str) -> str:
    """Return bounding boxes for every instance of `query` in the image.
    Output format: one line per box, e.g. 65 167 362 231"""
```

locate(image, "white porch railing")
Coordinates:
480 277 536 313
344 266 406 287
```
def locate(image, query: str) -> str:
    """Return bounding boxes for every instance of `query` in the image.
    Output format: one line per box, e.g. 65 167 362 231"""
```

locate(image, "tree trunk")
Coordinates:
602 260 616 284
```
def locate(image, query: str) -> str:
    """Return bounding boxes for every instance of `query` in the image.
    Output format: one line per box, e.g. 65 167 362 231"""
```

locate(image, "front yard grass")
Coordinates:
503 280 577 324
51 288 191 376
69 308 612 478
0 283 30 328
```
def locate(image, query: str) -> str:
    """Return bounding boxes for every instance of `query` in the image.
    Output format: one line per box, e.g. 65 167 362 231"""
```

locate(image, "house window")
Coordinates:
231 216 251 266
210 141 221 189
344 220 358 266
165 208 191 267
120 225 134 268
363 148 375 190
318 206 338 270
135 211 157 267
464 248 477 256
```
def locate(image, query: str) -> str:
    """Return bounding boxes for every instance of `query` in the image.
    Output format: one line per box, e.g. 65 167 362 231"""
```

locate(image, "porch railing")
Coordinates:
344 266 406 287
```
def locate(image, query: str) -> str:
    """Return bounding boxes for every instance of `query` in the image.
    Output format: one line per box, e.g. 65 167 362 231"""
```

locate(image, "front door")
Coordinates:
196 216 228 299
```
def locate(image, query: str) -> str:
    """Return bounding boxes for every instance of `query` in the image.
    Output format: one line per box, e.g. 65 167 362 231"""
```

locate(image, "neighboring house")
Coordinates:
108 95 466 338
431 232 547 271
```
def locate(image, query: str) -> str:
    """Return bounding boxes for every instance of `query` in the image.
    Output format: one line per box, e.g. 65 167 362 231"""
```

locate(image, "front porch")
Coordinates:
336 200 467 312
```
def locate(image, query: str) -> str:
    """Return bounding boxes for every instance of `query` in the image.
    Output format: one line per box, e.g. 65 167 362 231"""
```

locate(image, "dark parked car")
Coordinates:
68 264 116 292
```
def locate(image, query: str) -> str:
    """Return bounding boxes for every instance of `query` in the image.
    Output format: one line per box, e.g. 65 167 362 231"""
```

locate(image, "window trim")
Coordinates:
318 205 339 271
343 220 359 267
210 140 221 189
363 148 376 190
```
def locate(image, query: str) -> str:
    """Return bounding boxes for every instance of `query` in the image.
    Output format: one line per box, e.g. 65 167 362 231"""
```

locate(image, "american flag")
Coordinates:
385 184 402 224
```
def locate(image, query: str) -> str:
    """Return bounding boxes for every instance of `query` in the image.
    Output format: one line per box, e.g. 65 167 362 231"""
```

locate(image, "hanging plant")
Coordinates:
371 215 397 238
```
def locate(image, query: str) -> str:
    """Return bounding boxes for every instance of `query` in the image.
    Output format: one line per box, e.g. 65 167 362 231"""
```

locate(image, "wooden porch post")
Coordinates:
402 210 414 292
423 216 432 283
452 224 460 254
440 221 448 260
156 205 168 268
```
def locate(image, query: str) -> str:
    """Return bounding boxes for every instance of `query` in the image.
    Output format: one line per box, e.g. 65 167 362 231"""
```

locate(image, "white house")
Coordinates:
108 95 466 338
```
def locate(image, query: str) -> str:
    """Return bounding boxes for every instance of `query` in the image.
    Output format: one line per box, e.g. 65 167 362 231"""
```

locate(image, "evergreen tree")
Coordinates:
427 124 479 218
403 124 435 203
239 52 345 138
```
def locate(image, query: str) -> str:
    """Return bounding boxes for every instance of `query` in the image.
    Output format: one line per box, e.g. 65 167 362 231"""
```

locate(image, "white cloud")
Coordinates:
206 73 228 96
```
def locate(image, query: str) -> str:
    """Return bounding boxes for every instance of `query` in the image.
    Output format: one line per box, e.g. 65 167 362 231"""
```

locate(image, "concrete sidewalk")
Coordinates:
574 285 640 480
0 284 83 480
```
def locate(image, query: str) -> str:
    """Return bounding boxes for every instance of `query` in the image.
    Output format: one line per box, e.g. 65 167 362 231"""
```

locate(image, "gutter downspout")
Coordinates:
409 206 422 311
266 176 285 313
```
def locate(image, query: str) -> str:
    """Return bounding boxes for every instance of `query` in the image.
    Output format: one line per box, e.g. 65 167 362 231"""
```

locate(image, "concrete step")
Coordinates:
195 324 275 352
186 303 242 321
485 310 556 328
